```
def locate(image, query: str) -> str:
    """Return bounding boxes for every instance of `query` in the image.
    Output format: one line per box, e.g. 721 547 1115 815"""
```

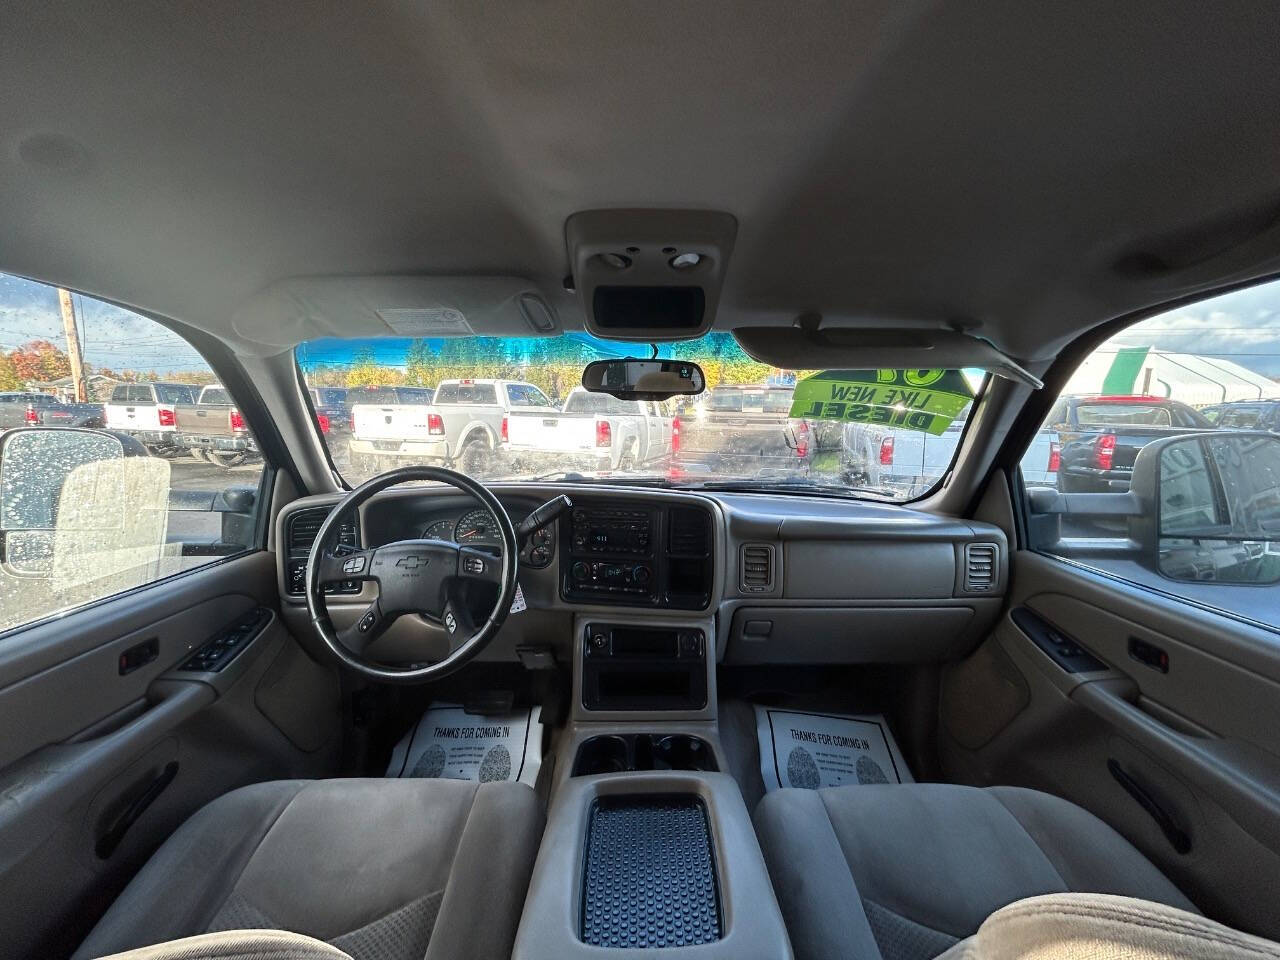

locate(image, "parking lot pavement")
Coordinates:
166 454 262 493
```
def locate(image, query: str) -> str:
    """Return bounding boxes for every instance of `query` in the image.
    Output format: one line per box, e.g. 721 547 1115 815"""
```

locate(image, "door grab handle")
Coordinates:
1107 758 1191 854
95 761 179 859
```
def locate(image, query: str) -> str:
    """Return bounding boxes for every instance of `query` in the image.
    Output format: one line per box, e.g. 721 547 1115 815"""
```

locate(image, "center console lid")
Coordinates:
513 771 792 960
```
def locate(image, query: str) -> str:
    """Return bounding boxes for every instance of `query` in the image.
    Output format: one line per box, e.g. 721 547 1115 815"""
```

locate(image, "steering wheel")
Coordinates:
305 466 519 684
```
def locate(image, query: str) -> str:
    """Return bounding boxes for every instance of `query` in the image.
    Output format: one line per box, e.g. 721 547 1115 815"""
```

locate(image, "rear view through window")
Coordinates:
1019 277 1280 623
0 273 265 635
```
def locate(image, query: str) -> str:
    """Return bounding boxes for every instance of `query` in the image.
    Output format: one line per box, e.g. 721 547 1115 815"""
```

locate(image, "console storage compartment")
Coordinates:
513 772 792 960
582 796 721 948
580 623 708 712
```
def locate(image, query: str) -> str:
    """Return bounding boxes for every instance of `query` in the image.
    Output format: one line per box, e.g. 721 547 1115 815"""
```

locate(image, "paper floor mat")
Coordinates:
387 703 542 787
755 705 913 792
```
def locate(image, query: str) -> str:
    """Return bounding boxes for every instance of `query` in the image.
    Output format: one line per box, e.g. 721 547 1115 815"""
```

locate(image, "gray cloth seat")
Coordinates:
753 783 1198 960
74 778 543 960
937 893 1280 960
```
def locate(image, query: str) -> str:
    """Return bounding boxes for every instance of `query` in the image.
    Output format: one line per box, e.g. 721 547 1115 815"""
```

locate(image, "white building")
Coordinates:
1063 347 1277 408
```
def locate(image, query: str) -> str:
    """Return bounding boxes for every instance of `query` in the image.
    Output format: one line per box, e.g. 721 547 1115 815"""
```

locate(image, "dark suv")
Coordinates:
1051 394 1213 492
1201 399 1280 433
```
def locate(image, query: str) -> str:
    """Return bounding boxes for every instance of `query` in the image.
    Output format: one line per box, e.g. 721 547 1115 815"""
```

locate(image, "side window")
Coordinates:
1019 279 1280 625
1172 405 1203 429
0 273 266 635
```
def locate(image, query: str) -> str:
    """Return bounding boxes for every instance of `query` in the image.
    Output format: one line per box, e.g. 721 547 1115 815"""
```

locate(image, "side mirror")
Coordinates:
581 359 705 401
0 428 163 585
1132 432 1280 584
1 429 130 574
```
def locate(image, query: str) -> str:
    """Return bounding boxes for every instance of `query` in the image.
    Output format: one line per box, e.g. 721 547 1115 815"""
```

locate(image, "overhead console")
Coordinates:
561 502 713 610
567 209 737 341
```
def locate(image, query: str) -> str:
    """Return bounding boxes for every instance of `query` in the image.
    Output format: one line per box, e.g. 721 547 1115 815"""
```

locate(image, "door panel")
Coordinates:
0 551 342 959
940 550 1280 939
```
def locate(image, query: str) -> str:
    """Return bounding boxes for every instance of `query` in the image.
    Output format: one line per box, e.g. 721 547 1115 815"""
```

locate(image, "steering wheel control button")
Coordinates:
358 610 377 633
342 555 366 574
445 611 457 633
462 555 485 576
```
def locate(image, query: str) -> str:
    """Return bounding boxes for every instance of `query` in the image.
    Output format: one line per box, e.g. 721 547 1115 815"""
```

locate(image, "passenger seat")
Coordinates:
753 783 1196 960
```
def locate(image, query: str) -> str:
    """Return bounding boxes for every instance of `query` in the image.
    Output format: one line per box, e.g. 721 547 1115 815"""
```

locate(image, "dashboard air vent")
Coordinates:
288 509 357 555
963 543 998 593
740 543 774 593
668 507 711 556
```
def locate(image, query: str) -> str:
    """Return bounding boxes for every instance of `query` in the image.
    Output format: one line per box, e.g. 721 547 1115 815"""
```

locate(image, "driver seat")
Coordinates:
72 778 543 960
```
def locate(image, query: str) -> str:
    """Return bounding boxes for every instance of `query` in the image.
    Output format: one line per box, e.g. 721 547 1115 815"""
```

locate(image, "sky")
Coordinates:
2 270 1280 377
0 273 207 373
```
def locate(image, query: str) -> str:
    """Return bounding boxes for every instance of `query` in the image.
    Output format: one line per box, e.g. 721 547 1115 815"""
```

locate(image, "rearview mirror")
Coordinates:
1155 433 1280 584
581 358 705 401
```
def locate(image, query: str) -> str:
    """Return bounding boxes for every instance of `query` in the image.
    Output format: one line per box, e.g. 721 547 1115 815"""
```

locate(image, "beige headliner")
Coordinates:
4 1 1280 361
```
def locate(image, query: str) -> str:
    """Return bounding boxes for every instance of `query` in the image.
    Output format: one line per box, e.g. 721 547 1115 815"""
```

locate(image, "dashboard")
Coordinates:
275 483 1009 668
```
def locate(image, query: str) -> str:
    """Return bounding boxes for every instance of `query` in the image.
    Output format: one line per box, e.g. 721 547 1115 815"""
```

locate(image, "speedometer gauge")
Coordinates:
454 508 499 545
422 519 455 541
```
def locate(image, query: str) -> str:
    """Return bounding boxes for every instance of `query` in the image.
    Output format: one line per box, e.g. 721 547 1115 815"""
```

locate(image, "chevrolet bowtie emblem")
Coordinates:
396 555 429 570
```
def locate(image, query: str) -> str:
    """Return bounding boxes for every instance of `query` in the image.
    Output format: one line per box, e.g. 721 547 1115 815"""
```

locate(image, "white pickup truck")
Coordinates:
348 379 557 475
840 412 1059 496
504 387 674 473
102 381 199 453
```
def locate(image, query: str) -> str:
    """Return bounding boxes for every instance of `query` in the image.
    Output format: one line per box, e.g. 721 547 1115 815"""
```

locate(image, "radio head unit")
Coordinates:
564 506 657 602
560 502 713 609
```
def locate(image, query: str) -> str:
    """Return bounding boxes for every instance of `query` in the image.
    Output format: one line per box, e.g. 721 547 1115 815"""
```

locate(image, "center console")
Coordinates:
513 497 788 958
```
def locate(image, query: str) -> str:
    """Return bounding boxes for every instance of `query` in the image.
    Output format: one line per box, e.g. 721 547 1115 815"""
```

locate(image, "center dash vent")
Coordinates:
288 508 358 555
668 507 711 556
963 543 998 593
740 543 775 592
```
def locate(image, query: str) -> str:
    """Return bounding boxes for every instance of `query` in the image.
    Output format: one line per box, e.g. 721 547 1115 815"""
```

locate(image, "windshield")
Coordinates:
296 334 982 500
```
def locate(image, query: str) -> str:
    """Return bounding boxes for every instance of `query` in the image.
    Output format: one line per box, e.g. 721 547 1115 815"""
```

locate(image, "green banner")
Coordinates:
1100 345 1150 395
788 369 975 436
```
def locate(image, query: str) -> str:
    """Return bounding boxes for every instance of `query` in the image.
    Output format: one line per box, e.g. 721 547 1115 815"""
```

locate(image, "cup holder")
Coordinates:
575 735 630 775
572 734 718 776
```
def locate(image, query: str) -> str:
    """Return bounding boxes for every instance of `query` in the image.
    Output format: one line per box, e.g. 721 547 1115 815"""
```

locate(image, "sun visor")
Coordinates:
733 326 1043 388
231 276 560 347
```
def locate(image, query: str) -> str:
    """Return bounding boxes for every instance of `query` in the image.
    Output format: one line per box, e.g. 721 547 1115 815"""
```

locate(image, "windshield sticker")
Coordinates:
788 369 974 435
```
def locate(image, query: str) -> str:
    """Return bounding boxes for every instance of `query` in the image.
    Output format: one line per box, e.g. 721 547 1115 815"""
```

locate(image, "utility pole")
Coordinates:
57 288 88 402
